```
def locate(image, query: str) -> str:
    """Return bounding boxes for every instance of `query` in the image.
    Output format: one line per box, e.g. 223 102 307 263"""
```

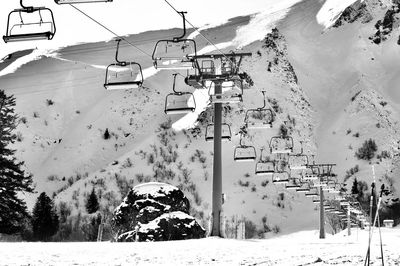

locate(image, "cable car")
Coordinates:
272 171 290 184
255 148 275 176
245 91 274 129
152 11 196 69
164 74 196 114
205 123 232 142
209 79 243 104
269 135 294 154
3 1 56 43
55 0 112 4
233 132 256 162
104 39 143 90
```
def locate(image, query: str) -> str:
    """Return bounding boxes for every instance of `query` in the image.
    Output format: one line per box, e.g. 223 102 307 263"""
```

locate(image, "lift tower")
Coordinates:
186 52 251 236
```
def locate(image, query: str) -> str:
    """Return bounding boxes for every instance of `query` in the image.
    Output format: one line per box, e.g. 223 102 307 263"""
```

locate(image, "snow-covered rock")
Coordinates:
112 182 205 242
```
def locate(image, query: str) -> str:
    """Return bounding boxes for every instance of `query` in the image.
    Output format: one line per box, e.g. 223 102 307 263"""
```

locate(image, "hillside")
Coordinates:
0 0 399 239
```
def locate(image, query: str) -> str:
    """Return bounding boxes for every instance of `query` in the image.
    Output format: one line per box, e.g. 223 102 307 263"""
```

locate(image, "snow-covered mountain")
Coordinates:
0 0 399 238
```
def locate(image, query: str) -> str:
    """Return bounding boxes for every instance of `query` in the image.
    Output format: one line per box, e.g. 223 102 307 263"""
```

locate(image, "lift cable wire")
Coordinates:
69 4 191 82
69 4 152 58
162 0 287 127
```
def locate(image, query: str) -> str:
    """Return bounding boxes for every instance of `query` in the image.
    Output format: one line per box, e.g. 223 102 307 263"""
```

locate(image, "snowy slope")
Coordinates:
1 228 399 265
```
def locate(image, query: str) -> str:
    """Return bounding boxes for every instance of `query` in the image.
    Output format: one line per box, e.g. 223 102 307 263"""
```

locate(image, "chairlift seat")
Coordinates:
296 187 310 193
104 62 143 90
245 109 273 129
164 92 196 115
205 123 231 142
288 154 309 170
234 146 257 162
3 7 56 43
270 136 294 154
152 39 196 70
305 192 318 197
272 172 290 184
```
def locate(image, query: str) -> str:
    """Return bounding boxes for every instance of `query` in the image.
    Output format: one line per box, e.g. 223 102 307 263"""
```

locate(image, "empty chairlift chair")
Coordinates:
288 142 309 170
285 178 302 190
234 132 257 162
255 148 275 176
104 39 144 90
245 91 274 129
152 11 196 70
209 79 243 104
302 165 319 181
164 74 196 114
55 0 112 4
272 171 290 184
205 121 232 142
305 188 319 197
3 0 56 43
269 135 294 154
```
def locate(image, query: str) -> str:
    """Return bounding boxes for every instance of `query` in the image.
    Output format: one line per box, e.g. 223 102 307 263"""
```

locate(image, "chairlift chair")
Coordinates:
288 142 309 170
296 182 311 193
209 79 243 104
55 0 112 3
152 12 196 69
3 1 56 43
104 39 144 90
312 198 321 204
285 179 301 190
272 171 290 184
164 74 196 114
255 148 275 176
302 165 319 181
205 122 232 142
245 91 274 129
305 189 319 197
269 135 294 154
233 132 256 162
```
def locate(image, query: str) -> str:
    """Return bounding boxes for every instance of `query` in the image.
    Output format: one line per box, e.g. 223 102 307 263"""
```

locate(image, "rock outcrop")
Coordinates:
112 182 205 242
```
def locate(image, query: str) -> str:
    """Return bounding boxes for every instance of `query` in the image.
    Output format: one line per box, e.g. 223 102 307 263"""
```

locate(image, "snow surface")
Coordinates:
0 228 399 265
317 0 364 29
0 49 47 77
132 182 178 197
233 0 303 48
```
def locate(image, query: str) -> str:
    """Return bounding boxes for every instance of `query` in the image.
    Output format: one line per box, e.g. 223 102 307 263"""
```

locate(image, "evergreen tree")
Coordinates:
0 90 33 234
32 192 59 241
351 178 359 195
85 188 99 214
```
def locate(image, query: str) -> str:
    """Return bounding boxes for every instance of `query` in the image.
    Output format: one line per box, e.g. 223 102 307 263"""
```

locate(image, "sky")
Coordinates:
0 0 304 59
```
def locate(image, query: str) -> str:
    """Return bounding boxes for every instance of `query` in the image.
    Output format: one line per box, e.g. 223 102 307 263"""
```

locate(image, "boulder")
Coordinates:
112 182 205 242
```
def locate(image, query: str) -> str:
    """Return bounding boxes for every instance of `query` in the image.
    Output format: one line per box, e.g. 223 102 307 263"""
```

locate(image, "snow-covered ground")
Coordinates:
317 0 362 29
1 228 399 265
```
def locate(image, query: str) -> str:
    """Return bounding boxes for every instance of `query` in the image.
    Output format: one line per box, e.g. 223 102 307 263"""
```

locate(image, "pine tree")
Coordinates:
31 192 59 241
0 90 33 234
351 178 359 195
85 188 100 214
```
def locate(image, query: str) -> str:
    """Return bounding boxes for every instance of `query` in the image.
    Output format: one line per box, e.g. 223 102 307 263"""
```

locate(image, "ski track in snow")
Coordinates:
317 0 364 29
0 228 399 265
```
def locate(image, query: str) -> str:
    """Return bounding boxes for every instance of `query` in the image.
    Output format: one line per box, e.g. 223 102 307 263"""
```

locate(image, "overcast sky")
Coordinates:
0 0 302 58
